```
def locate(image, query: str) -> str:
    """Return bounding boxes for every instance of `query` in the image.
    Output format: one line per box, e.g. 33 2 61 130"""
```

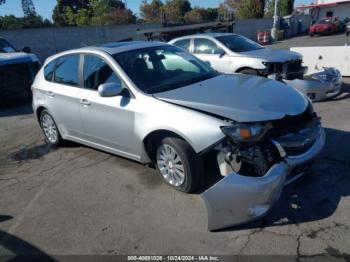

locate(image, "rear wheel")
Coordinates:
155 137 203 193
40 110 62 147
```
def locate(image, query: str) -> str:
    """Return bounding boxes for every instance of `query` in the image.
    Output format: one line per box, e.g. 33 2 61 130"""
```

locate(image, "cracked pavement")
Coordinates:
0 81 350 258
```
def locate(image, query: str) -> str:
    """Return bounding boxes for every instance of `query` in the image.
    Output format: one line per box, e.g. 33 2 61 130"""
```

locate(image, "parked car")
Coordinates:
0 37 40 104
32 42 325 230
309 18 337 36
169 33 342 102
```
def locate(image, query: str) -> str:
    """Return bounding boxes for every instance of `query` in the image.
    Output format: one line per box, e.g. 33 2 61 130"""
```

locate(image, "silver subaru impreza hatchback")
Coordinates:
32 41 325 230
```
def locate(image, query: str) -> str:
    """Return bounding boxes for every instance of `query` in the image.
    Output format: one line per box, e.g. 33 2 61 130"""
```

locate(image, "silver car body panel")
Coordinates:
284 68 342 102
169 33 302 73
32 42 325 231
169 34 343 102
154 74 308 122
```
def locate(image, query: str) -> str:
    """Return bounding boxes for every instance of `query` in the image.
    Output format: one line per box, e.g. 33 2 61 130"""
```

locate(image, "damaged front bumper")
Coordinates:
201 126 326 231
284 68 342 102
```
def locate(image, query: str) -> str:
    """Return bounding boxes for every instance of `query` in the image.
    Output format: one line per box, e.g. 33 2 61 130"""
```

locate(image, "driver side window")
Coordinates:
194 38 223 55
83 55 121 90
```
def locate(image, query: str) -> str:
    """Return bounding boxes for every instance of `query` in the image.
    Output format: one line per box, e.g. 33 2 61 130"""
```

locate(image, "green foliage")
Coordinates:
265 0 294 17
140 0 164 23
237 0 265 19
140 0 218 24
161 0 192 23
0 15 52 30
184 7 218 23
52 0 136 26
22 0 37 17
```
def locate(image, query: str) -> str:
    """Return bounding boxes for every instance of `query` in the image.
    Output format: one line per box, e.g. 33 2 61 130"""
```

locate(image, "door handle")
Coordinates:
80 99 91 106
47 91 55 97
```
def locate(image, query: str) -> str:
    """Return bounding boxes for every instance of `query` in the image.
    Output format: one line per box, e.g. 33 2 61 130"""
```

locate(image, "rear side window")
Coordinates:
44 61 55 82
54 54 80 86
173 39 191 52
83 55 120 90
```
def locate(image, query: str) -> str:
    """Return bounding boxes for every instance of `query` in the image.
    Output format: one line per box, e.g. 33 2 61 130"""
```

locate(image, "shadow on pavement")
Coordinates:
223 127 350 231
0 215 55 260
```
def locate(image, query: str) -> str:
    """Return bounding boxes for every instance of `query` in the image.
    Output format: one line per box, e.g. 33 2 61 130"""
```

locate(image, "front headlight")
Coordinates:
221 123 265 142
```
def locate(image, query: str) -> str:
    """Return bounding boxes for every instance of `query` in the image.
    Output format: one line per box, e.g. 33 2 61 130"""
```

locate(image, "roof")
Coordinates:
169 33 237 42
79 41 169 55
296 0 350 9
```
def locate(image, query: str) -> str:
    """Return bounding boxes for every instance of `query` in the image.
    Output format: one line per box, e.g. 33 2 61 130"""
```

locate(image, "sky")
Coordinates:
0 0 311 20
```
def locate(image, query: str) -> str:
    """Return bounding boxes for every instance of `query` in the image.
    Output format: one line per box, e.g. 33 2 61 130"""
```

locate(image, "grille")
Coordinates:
271 105 319 157
271 106 315 137
283 59 304 80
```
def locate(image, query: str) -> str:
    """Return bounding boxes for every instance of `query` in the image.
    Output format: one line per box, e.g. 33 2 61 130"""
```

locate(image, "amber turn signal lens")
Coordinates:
239 128 251 139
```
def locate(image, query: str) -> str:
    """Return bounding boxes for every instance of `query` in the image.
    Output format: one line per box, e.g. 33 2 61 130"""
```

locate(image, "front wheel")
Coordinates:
40 110 62 147
239 68 259 75
156 137 203 193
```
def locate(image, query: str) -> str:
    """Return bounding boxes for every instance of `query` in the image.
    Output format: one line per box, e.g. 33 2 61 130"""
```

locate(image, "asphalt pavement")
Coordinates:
1 35 350 259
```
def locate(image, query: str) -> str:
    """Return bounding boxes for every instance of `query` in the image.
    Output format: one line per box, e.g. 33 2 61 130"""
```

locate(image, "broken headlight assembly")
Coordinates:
217 123 277 177
220 122 271 143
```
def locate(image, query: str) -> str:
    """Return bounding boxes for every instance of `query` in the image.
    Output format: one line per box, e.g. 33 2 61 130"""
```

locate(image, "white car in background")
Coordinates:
169 33 342 102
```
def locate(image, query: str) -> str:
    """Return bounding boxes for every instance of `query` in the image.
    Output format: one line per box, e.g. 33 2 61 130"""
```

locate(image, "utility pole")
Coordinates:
271 0 279 42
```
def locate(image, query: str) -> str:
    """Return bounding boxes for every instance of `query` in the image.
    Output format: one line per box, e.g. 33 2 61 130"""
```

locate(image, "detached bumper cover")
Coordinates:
201 127 325 231
284 68 342 102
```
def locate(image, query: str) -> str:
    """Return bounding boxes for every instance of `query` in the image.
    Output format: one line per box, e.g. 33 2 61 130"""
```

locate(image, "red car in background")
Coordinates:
309 18 337 36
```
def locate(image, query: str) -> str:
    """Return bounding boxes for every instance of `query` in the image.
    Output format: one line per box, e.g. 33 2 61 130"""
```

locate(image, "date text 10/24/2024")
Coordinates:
127 256 220 261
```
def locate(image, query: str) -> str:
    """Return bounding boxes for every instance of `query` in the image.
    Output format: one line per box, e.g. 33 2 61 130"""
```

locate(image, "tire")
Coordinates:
239 68 259 75
40 109 62 147
346 31 350 36
155 136 203 193
310 33 314 37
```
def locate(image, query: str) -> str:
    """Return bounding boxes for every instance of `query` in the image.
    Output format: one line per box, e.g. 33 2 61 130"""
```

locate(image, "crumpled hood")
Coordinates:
154 74 308 122
0 52 38 66
239 48 302 63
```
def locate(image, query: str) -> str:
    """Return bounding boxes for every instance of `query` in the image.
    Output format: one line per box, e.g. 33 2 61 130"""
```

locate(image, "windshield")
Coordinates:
316 19 331 24
216 35 263 52
113 45 218 94
0 39 16 53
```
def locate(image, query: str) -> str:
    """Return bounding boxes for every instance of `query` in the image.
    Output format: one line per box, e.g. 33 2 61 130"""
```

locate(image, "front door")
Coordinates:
193 38 233 74
78 54 138 159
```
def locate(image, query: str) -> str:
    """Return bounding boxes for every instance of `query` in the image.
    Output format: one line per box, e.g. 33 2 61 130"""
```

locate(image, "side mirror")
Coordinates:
22 46 32 53
213 48 225 58
98 82 123 97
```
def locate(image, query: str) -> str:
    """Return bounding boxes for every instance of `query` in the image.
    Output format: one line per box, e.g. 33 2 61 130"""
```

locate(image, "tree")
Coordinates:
237 0 265 19
266 0 294 17
0 0 5 5
201 8 218 22
22 0 37 17
52 0 135 26
140 0 164 23
0 14 52 30
183 7 218 23
184 8 203 23
161 0 192 23
52 0 90 26
90 0 135 25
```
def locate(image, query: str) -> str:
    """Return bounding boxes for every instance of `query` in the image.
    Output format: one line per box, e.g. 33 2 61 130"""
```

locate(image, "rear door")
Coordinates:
78 54 138 158
44 54 83 138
